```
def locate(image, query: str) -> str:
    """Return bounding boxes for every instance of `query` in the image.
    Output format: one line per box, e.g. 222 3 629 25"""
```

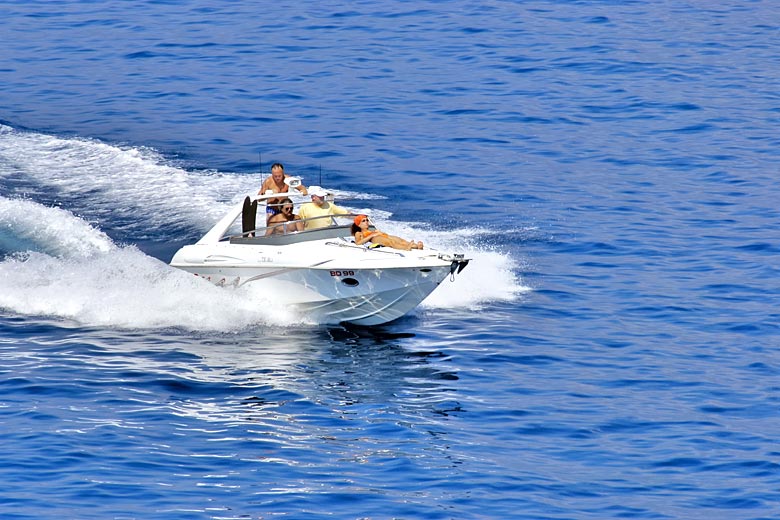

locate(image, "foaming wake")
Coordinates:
0 196 306 331
0 125 527 327
0 124 255 236
0 200 524 330
0 196 114 258
0 248 306 331
422 244 526 309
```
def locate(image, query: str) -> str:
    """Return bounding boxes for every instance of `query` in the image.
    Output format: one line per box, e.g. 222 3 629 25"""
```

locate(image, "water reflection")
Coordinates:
7 320 463 431
3 316 474 517
314 325 461 418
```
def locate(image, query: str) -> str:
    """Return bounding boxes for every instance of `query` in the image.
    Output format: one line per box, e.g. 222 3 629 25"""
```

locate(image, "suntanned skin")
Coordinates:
265 200 303 235
353 217 423 250
258 163 308 222
259 164 309 195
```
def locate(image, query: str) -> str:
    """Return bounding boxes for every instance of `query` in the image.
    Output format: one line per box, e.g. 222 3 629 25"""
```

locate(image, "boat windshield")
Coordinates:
223 210 361 246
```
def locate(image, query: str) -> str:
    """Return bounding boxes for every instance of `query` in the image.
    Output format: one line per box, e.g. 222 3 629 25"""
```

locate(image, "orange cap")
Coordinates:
354 214 368 226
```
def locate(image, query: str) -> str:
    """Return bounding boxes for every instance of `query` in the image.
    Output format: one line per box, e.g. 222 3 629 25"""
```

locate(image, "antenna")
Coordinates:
319 164 322 186
259 152 262 173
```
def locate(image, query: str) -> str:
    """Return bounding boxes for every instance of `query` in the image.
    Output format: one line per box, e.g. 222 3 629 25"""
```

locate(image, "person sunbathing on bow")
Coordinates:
351 215 423 250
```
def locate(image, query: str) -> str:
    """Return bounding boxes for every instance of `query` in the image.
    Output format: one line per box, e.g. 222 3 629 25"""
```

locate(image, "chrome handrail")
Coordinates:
232 213 363 240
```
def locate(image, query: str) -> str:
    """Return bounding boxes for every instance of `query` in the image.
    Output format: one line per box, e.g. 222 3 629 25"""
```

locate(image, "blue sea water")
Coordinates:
1 1 779 518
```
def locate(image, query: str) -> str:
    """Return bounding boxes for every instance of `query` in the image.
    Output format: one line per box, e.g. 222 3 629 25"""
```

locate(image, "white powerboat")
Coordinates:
170 187 470 326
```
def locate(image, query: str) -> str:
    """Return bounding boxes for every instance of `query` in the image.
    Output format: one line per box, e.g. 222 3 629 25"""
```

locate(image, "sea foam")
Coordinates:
0 127 526 329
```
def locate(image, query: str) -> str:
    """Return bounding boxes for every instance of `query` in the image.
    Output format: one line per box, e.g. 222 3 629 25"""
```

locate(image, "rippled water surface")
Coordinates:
1 1 779 519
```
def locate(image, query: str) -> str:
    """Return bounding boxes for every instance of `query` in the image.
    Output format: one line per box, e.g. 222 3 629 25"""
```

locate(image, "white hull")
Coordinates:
174 260 451 325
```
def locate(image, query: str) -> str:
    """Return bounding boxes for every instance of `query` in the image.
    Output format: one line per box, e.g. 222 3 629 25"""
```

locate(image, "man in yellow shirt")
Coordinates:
297 187 350 230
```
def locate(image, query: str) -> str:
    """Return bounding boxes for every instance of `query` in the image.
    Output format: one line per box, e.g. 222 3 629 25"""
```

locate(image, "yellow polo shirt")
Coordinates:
297 202 350 230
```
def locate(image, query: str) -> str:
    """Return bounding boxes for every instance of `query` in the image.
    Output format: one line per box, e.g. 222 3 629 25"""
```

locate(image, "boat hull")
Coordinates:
171 242 456 325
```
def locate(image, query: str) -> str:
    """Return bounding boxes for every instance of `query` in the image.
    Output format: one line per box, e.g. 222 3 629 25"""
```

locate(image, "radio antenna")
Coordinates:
319 164 322 186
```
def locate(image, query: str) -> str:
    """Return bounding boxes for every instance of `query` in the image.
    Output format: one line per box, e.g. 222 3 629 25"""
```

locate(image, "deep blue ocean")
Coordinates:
1 1 779 518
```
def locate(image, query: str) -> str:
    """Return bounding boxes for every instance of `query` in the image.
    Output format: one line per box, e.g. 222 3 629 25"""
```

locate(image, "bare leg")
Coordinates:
378 236 414 250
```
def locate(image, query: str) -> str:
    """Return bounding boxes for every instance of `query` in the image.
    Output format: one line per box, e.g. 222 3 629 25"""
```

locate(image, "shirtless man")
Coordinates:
258 163 308 221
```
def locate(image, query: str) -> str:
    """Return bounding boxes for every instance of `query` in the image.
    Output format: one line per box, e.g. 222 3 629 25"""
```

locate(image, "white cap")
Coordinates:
309 186 328 197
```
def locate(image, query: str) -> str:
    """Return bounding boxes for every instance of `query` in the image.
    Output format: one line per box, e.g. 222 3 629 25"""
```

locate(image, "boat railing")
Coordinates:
227 213 361 246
